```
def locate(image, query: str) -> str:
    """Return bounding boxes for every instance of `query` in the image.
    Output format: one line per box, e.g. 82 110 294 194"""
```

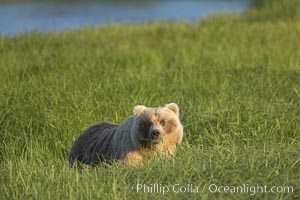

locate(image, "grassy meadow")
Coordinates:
0 0 299 199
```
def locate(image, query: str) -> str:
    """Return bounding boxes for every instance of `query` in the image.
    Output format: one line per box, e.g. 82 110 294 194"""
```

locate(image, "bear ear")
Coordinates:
165 103 180 116
133 105 147 116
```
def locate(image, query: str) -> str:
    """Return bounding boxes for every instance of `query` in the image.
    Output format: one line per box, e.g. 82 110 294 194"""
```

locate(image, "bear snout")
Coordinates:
151 129 161 139
148 125 162 144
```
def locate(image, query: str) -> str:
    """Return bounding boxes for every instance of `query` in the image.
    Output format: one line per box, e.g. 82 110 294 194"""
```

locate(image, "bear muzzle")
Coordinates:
149 126 162 143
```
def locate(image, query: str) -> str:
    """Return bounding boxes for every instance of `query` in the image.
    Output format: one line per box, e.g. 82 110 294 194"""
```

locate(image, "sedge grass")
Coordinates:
0 1 299 199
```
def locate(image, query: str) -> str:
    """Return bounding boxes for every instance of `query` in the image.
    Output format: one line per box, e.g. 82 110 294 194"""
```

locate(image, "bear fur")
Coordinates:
67 103 183 166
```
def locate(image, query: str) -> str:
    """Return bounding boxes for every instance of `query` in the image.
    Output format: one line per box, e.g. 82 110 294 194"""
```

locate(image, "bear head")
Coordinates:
133 103 183 153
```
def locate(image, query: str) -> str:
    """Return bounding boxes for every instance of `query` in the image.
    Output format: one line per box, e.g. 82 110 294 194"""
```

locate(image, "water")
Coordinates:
0 0 252 35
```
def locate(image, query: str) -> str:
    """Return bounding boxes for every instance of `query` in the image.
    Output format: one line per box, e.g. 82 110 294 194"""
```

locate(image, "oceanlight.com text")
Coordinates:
206 183 294 196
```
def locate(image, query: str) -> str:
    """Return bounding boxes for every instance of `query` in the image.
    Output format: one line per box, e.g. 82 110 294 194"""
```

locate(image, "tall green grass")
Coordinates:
248 0 300 21
0 1 299 199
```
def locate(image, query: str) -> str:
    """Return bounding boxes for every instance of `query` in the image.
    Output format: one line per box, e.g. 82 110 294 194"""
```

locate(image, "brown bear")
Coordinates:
67 103 183 166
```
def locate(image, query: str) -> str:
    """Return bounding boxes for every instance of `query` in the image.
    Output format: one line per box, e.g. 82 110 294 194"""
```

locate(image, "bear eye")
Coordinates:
160 120 166 126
